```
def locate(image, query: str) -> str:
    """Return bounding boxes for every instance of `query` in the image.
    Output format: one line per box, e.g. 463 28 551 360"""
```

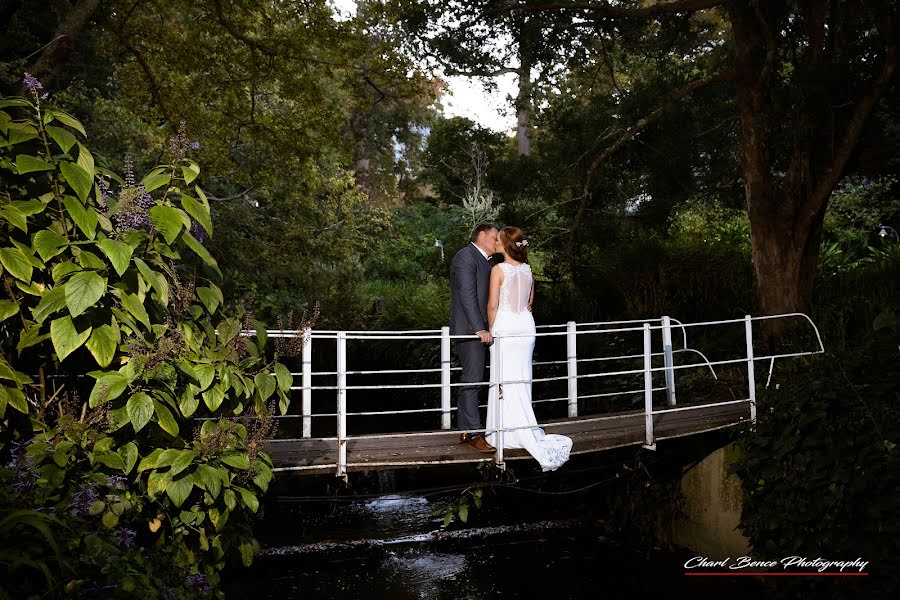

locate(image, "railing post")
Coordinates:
336 331 347 479
643 323 656 450
662 316 676 406
567 321 578 418
441 326 451 429
494 337 504 470
745 315 756 424
302 327 312 438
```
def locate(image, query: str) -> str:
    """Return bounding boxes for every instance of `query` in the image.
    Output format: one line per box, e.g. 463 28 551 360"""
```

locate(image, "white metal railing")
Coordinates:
245 313 824 477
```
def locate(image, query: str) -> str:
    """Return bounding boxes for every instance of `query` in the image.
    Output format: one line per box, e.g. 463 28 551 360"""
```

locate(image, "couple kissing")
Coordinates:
449 224 572 472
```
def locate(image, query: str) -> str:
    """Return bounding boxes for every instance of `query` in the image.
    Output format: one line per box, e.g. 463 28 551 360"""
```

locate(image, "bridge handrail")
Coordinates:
237 312 824 477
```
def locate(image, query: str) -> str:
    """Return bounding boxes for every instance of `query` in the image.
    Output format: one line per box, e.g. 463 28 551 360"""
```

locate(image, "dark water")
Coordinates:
223 460 762 600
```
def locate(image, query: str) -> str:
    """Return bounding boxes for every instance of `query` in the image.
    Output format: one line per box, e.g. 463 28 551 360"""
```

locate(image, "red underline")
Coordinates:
685 572 868 577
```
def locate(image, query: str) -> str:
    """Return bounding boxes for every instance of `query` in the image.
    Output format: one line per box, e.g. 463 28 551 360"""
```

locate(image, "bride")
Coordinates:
484 226 573 472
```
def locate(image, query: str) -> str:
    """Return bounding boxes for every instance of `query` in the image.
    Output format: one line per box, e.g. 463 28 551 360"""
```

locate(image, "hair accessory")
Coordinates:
515 240 528 247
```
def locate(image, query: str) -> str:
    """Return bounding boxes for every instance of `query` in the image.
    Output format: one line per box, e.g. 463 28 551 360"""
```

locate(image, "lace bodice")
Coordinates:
498 262 532 313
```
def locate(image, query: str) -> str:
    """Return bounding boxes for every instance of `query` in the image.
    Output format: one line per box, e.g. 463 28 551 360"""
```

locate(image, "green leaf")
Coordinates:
458 504 468 523
97 238 133 276
181 230 216 266
182 160 201 185
88 373 128 407
76 143 94 178
142 172 171 192
196 464 225 498
62 195 97 239
50 315 91 361
148 205 185 244
166 474 193 508
1 386 28 414
96 452 126 470
179 385 199 417
120 293 150 329
168 450 198 478
180 194 212 237
88 500 106 516
196 287 220 314
220 452 249 470
86 324 117 368
223 489 237 511
32 285 66 323
235 486 259 513
59 161 93 202
274 363 293 393
17 321 50 352
15 154 55 174
254 372 276 402
152 399 179 437
45 125 77 153
11 200 47 216
0 206 27 232
33 230 69 262
0 300 19 323
126 392 153 433
443 512 453 527
195 363 215 391
119 442 139 474
137 448 164 472
0 246 33 282
52 260 81 282
53 110 86 137
202 383 225 412
65 270 105 318
102 511 119 528
6 122 38 144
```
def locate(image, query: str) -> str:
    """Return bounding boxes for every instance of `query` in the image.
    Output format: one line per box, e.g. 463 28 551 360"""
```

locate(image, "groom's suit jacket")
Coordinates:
449 243 494 336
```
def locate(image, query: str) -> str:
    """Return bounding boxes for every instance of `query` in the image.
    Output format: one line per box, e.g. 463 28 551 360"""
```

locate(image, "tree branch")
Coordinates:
566 68 734 260
800 7 898 228
508 0 727 19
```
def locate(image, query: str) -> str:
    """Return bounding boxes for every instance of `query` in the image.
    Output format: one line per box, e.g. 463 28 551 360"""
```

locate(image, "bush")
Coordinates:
1 78 294 597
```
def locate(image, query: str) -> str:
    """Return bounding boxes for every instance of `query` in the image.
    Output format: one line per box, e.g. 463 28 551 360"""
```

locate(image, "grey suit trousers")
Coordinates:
456 340 486 432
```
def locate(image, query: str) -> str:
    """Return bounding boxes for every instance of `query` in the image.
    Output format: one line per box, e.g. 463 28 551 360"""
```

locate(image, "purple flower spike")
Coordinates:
23 73 43 91
106 475 128 490
69 484 100 517
114 528 137 547
190 219 207 244
185 573 211 597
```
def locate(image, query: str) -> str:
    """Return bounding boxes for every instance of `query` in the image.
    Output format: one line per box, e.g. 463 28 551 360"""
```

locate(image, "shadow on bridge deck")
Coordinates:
266 400 751 475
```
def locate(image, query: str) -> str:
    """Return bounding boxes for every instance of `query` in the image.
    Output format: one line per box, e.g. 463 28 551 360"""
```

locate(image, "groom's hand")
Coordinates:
476 330 493 345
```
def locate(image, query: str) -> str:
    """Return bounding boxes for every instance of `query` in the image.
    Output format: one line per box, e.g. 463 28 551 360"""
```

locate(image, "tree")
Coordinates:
425 0 899 319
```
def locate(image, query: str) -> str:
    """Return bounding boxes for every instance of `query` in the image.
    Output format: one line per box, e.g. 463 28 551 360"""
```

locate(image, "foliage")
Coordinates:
0 86 293 597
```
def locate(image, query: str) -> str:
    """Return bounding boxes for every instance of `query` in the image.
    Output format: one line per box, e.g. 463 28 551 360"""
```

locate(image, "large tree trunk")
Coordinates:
349 110 372 200
728 0 897 325
515 38 533 157
24 0 103 91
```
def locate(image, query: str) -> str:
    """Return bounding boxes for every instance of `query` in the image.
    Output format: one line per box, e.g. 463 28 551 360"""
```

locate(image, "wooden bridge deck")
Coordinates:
266 400 751 474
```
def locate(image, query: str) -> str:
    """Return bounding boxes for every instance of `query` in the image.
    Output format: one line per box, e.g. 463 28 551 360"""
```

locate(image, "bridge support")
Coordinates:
336 331 347 480
662 316 676 406
441 326 451 429
302 327 312 438
642 323 656 450
745 316 756 424
567 321 578 418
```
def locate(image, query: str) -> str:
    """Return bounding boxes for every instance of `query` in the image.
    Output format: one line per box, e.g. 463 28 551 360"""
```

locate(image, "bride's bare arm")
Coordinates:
528 280 535 312
487 266 503 331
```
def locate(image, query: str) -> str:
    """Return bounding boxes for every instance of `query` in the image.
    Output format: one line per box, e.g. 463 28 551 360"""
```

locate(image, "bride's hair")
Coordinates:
500 226 528 263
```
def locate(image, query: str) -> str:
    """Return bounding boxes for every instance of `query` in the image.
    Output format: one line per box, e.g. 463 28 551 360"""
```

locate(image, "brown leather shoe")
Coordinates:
466 434 496 454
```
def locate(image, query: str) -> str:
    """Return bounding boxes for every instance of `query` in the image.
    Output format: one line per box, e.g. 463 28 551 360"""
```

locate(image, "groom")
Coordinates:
449 223 499 454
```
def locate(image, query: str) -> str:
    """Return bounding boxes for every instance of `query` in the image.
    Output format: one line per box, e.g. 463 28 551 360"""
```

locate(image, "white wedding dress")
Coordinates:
485 263 573 472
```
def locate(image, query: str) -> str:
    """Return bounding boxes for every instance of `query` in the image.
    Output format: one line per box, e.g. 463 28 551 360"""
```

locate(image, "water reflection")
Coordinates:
226 492 761 599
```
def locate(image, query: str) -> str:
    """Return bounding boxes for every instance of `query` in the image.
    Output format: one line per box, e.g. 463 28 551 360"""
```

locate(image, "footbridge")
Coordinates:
259 314 824 478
